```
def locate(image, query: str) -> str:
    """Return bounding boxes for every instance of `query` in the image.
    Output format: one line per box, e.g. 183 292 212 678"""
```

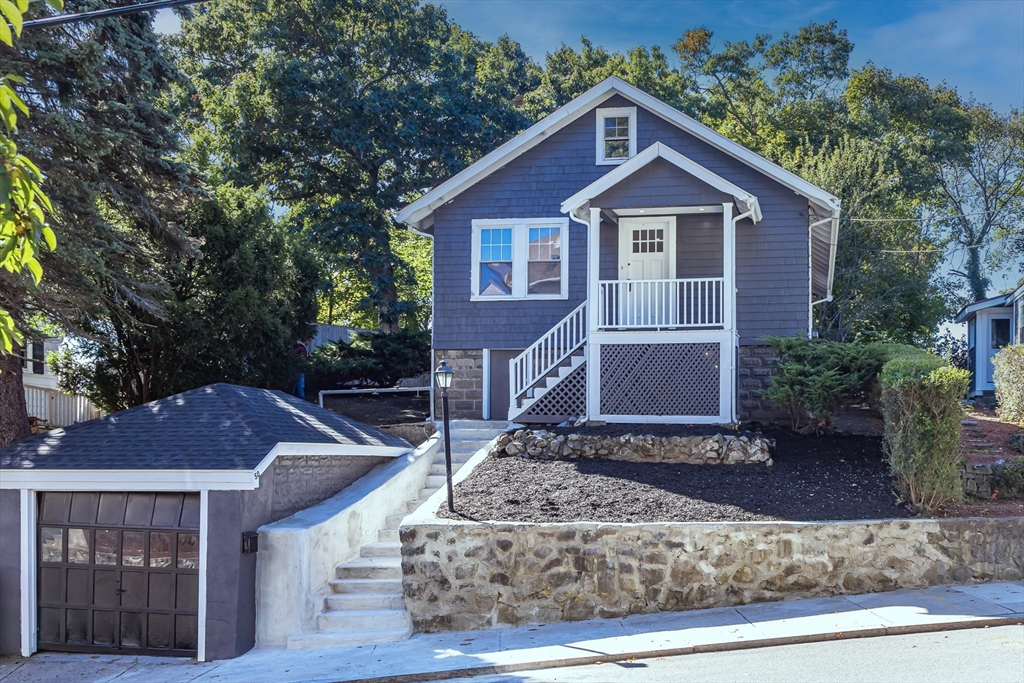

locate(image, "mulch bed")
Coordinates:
322 392 430 426
439 431 913 523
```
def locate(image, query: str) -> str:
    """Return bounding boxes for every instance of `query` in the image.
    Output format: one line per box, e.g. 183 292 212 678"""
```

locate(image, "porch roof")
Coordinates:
560 143 762 223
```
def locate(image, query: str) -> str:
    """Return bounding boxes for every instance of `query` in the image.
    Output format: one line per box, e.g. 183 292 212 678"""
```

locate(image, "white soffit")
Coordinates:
396 75 840 231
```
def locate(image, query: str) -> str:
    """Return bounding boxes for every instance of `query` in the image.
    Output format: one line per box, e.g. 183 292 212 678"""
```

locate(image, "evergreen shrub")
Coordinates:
993 344 1024 425
879 354 970 513
309 329 431 388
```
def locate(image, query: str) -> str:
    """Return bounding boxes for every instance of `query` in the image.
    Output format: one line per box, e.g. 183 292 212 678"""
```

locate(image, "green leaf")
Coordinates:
42 225 56 250
0 0 23 38
26 255 41 285
0 19 12 49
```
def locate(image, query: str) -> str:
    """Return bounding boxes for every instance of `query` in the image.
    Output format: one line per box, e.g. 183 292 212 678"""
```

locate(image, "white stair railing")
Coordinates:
510 302 587 409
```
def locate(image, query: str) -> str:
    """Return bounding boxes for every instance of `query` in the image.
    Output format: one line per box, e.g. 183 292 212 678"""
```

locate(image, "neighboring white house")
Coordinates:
21 338 101 428
955 283 1023 396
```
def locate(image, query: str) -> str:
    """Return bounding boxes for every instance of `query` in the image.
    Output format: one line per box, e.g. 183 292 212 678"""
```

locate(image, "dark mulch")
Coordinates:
322 392 430 426
438 430 913 523
548 422 756 438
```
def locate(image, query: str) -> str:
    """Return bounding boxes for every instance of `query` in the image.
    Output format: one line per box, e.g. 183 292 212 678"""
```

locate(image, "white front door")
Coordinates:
617 217 676 326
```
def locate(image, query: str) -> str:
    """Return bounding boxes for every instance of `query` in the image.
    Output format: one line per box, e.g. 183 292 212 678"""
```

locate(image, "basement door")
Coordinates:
36 491 200 656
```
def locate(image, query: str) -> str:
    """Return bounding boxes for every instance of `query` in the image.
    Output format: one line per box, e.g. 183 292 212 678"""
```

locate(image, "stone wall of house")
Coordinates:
400 517 1024 633
961 461 1024 499
738 345 784 423
434 349 484 419
270 455 387 519
492 430 773 465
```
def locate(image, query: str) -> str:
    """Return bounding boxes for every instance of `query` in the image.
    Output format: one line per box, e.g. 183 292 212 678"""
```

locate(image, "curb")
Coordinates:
337 615 1024 683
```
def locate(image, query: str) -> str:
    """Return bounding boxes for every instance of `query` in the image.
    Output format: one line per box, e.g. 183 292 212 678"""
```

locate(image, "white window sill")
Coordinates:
597 157 630 166
470 294 569 302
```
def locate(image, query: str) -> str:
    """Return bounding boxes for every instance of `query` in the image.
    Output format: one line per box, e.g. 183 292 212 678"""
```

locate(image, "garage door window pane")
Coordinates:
41 527 63 563
95 530 118 565
122 531 145 566
177 533 199 569
150 532 172 568
67 528 90 564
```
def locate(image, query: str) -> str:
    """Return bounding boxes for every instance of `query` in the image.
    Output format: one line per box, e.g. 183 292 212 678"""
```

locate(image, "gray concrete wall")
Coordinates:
431 93 811 350
0 490 20 655
270 455 388 520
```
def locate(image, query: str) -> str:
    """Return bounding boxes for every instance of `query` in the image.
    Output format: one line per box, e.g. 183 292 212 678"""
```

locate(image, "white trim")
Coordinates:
722 203 735 336
561 143 762 223
197 489 209 662
595 106 637 165
615 205 723 217
482 348 491 420
589 329 730 345
955 294 1013 323
20 489 36 657
469 218 570 301
0 470 259 491
397 76 839 231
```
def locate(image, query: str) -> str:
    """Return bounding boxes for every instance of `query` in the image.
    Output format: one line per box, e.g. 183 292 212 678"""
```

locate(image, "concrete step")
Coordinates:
385 513 407 528
425 474 448 487
449 420 509 429
428 464 449 476
325 592 405 611
445 438 495 450
287 627 411 650
336 557 401 580
329 578 404 594
360 541 402 559
418 487 439 500
406 498 432 512
316 609 411 633
378 527 399 543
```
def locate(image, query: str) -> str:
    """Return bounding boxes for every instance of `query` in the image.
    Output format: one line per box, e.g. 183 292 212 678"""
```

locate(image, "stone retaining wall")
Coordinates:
961 461 1024 499
492 430 773 465
400 517 1024 633
434 349 483 418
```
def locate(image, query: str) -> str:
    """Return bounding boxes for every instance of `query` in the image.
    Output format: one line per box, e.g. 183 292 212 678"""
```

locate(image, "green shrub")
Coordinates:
879 355 970 513
993 344 1024 425
309 329 431 388
764 337 913 433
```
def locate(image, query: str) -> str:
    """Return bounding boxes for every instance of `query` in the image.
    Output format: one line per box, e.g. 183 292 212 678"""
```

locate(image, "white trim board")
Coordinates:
197 489 209 662
19 488 36 657
397 76 839 232
561 143 762 223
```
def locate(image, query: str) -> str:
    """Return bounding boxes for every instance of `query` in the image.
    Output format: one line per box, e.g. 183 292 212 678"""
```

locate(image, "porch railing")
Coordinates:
510 301 587 407
598 277 724 329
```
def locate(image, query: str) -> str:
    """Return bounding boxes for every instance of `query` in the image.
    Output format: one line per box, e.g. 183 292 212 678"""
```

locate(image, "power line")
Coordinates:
840 209 1005 223
22 0 210 29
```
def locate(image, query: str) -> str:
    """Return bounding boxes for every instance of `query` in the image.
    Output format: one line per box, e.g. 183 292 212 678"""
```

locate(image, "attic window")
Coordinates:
596 106 636 165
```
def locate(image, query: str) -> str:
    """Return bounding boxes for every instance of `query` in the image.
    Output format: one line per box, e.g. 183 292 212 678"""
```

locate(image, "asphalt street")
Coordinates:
451 625 1024 683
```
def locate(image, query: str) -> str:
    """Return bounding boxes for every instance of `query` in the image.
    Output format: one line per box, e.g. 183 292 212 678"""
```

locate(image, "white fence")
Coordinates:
24 387 101 427
598 277 724 329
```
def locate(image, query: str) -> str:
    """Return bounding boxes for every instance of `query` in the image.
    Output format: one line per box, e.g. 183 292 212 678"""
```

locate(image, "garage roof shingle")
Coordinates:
0 383 410 471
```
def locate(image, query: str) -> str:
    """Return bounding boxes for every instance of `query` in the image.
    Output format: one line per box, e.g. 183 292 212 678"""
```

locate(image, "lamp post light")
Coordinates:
434 359 455 512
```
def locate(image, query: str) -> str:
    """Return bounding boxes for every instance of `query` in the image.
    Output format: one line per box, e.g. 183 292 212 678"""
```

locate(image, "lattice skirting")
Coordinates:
521 362 587 421
600 343 720 416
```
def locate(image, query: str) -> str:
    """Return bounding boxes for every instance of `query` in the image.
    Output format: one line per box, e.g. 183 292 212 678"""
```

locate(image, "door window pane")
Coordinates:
41 527 63 563
122 531 145 566
67 528 90 564
992 318 1010 349
150 532 172 568
95 530 118 565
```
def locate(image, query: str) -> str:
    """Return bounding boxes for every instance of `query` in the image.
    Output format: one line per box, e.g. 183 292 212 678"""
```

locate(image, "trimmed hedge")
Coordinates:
880 354 971 513
993 344 1024 425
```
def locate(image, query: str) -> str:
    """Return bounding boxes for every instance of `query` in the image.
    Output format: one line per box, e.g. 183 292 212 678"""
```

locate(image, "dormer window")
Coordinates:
596 106 636 165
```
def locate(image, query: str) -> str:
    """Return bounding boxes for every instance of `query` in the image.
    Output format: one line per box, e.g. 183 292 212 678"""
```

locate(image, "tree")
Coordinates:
55 185 319 412
933 106 1024 301
171 0 536 331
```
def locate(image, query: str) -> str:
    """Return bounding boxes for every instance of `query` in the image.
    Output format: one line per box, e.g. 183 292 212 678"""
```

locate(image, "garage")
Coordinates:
36 492 200 656
1 383 412 660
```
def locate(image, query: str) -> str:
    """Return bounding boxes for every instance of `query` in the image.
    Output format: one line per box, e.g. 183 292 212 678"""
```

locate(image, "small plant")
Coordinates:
993 344 1024 425
880 354 971 513
993 457 1024 498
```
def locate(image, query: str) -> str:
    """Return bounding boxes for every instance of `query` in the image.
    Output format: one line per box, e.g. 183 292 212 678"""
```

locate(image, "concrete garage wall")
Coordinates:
400 517 1024 632
0 490 20 655
256 435 441 646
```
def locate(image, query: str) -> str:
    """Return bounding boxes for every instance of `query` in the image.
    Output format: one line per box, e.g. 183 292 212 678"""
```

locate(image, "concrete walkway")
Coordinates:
2 582 1021 683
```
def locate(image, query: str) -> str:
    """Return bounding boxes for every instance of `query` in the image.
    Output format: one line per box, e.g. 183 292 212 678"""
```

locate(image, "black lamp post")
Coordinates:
434 359 455 512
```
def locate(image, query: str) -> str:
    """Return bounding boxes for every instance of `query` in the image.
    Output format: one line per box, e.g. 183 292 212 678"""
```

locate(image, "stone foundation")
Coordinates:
400 517 1024 633
738 344 784 423
961 461 1024 499
434 349 484 418
492 430 773 465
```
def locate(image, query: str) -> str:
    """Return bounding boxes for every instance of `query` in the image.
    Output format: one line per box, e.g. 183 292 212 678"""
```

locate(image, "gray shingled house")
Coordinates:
0 383 410 660
398 76 841 425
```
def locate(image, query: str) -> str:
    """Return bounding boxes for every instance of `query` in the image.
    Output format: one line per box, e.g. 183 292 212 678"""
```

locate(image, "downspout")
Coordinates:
730 207 756 425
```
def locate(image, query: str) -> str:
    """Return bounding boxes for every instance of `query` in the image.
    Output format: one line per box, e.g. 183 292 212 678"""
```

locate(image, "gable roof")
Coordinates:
955 293 1014 323
0 383 410 474
397 76 840 233
561 142 763 222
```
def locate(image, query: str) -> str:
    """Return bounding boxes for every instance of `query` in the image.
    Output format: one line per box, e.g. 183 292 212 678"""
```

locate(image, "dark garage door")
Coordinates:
37 492 200 656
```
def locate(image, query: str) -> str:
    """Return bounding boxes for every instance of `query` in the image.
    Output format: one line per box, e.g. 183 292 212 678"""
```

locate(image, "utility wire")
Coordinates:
22 0 210 29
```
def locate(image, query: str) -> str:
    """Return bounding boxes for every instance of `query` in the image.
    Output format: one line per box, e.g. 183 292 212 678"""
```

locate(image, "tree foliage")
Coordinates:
54 185 319 412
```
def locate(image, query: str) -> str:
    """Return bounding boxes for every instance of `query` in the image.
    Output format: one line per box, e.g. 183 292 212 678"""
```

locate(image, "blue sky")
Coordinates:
157 0 1024 112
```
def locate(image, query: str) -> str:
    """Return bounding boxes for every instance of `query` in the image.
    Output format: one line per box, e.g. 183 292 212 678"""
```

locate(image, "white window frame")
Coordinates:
471 218 569 301
595 106 637 165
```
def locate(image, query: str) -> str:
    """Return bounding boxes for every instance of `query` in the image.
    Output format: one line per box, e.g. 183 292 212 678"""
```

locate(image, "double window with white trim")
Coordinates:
471 219 569 300
596 106 637 165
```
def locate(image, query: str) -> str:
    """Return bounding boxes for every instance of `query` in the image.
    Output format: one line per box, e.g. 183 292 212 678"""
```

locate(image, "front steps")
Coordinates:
286 420 506 650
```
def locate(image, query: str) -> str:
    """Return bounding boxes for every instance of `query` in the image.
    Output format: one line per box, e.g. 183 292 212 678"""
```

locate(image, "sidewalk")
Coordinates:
2 582 1021 683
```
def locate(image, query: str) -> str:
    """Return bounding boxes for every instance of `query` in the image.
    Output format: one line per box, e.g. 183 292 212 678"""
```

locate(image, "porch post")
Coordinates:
722 202 735 332
587 207 601 419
